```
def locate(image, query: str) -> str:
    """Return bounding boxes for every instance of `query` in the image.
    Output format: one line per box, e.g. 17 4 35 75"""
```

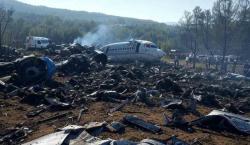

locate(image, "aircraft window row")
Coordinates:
110 47 134 51
145 44 157 48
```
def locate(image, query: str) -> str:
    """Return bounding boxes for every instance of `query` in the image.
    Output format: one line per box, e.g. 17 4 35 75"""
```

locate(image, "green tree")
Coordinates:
200 10 213 55
212 0 238 72
236 0 250 59
0 6 14 49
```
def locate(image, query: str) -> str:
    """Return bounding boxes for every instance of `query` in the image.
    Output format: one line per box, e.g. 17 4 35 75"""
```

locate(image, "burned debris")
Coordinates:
156 78 183 94
123 115 162 134
0 43 249 145
190 110 250 135
0 56 56 85
56 54 90 74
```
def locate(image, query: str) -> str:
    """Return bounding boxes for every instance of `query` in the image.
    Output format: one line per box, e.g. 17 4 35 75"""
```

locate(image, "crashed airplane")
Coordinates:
100 40 166 62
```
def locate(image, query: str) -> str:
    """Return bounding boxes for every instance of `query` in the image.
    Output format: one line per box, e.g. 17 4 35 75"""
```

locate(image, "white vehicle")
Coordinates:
25 36 50 49
100 40 166 62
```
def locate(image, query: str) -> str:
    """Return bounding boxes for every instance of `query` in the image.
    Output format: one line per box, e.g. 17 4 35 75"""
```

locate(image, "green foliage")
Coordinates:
0 6 14 48
0 0 180 50
4 14 98 47
3 12 177 51
179 0 250 60
2 0 249 60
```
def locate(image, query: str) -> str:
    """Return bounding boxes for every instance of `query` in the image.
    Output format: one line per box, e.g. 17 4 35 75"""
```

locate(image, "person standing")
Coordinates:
174 54 179 68
215 57 219 71
185 56 189 67
232 59 237 73
205 57 209 71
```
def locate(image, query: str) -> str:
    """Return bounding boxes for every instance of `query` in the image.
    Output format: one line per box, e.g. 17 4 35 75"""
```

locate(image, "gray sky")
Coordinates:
17 0 216 22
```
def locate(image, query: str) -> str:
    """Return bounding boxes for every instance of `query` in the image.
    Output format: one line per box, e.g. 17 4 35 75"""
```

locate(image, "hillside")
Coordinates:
0 0 181 51
0 0 158 25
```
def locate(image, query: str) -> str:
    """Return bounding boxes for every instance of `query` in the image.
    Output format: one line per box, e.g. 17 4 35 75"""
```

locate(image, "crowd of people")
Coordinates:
172 53 250 77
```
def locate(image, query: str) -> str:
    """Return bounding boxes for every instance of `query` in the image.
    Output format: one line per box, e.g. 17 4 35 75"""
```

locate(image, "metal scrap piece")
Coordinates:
106 122 125 133
109 99 129 113
69 130 111 145
26 105 47 117
37 112 73 124
123 115 162 134
83 122 107 130
191 110 250 135
139 139 166 145
166 136 190 145
22 131 69 145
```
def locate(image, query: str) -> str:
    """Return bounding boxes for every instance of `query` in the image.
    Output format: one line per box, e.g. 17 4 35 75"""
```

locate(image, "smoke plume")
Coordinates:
74 25 115 46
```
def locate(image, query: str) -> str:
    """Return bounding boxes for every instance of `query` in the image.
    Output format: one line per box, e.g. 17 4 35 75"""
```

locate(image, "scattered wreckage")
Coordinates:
22 125 188 145
0 56 56 85
0 44 250 145
123 115 162 134
191 110 250 135
0 44 107 86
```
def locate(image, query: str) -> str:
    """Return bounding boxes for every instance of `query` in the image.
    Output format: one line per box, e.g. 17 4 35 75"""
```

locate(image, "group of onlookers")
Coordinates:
172 53 250 76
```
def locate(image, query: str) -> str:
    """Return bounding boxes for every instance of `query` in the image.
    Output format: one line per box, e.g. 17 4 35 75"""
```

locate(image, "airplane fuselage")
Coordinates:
100 40 166 62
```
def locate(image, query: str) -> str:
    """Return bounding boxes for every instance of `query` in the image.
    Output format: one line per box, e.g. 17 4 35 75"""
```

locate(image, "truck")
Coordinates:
25 36 51 49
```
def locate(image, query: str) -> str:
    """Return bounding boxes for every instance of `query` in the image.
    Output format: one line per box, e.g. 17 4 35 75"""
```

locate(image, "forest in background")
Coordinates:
0 0 177 51
179 0 250 64
0 0 250 60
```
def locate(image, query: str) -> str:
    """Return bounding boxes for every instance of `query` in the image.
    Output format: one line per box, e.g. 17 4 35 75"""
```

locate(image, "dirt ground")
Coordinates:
0 51 249 145
0 97 249 145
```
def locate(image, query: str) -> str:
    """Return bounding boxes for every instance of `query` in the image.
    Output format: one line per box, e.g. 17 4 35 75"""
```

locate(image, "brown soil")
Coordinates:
1 98 249 145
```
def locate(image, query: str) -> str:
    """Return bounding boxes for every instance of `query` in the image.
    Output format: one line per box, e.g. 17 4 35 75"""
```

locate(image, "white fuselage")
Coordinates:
100 40 166 62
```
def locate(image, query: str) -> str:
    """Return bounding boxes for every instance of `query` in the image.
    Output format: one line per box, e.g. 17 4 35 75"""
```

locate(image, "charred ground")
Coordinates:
0 45 250 145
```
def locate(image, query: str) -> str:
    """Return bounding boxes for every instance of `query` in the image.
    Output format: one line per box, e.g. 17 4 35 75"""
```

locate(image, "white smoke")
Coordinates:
74 25 114 46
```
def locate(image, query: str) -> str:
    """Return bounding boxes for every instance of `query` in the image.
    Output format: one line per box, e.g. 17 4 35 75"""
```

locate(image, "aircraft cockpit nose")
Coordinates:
157 49 166 58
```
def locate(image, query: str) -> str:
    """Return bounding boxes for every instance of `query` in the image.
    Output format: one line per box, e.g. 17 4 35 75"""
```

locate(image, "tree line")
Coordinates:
0 8 174 51
179 0 250 70
2 13 98 48
1 0 249 71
